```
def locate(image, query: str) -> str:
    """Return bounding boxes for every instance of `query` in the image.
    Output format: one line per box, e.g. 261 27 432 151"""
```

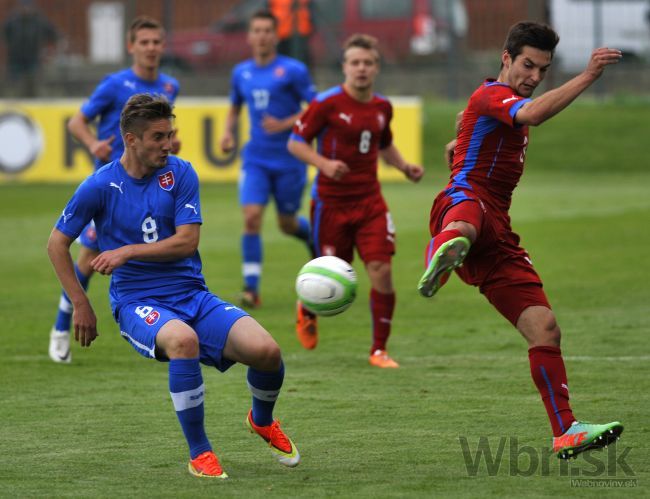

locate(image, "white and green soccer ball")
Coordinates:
295 256 357 316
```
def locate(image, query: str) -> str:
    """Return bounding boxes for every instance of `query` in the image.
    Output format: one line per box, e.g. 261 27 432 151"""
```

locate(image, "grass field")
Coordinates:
1 101 649 497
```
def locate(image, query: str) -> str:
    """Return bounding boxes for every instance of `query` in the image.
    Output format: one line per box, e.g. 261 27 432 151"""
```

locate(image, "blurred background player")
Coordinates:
48 16 180 363
288 33 423 368
417 21 623 458
220 9 316 309
47 93 299 478
267 0 314 68
2 0 59 97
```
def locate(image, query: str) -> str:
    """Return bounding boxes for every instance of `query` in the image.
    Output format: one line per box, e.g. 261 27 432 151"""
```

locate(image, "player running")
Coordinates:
220 9 317 309
288 34 424 368
48 16 180 363
47 94 299 478
417 21 623 458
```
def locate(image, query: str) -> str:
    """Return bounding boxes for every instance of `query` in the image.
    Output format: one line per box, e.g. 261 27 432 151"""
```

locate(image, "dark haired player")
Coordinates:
417 21 623 459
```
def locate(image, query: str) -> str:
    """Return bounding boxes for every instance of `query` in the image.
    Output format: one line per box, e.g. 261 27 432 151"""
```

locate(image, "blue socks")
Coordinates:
54 264 90 332
169 358 211 459
242 233 262 292
247 362 285 427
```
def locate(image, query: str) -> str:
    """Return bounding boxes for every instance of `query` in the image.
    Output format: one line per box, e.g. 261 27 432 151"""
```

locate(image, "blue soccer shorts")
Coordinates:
239 161 307 214
117 290 248 371
77 220 99 251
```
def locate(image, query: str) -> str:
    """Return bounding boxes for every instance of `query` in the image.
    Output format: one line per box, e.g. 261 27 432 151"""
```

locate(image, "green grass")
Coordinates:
1 101 649 497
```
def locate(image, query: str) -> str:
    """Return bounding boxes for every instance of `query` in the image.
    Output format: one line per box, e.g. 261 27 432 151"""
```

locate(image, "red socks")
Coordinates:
528 346 576 436
370 289 395 353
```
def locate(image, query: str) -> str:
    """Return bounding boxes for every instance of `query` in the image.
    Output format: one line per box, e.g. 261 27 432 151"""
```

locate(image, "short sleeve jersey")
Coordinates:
81 68 180 169
290 85 393 202
55 157 205 313
449 79 531 212
230 54 316 161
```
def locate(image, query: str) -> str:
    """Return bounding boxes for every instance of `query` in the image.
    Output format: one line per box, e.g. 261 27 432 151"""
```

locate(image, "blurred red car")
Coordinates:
162 0 465 71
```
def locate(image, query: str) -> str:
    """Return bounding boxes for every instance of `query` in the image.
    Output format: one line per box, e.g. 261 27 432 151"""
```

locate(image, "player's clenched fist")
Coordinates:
320 159 350 181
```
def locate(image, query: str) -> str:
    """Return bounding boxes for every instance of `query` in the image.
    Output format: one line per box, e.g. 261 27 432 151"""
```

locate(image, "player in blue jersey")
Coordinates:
220 9 317 308
48 16 180 363
47 94 299 479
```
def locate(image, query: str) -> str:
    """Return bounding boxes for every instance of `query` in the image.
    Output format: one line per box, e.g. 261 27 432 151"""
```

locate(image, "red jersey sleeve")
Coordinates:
474 83 531 127
292 98 329 143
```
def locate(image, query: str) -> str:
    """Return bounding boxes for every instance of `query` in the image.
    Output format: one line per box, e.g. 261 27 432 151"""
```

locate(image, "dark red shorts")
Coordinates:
429 188 550 325
311 194 395 264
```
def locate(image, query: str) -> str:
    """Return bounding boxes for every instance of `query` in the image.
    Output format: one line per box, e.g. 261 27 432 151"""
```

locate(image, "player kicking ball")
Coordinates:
417 22 623 459
47 94 298 478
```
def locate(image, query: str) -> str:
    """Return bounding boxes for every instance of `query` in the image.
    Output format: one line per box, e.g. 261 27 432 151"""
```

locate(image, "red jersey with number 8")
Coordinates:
291 85 393 202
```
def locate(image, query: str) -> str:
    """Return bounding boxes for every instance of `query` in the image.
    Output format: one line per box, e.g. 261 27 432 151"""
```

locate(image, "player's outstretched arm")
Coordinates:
67 110 114 162
380 144 424 183
47 229 98 347
515 47 622 127
288 138 349 180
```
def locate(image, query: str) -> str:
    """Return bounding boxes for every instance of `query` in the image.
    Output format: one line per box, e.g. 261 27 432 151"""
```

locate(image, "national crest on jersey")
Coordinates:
158 171 175 191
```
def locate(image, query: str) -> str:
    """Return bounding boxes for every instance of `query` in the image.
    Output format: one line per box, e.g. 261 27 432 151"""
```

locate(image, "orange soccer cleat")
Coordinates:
295 301 318 349
188 450 228 479
369 349 400 369
245 410 300 467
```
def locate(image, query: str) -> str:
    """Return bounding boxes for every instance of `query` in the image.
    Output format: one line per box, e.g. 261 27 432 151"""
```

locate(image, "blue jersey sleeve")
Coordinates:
80 75 115 121
55 176 101 239
292 63 317 104
174 163 202 227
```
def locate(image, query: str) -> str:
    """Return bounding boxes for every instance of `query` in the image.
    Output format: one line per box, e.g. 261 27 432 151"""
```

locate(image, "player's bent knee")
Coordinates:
251 340 282 371
277 214 298 235
157 325 199 359
262 342 282 370
519 307 561 347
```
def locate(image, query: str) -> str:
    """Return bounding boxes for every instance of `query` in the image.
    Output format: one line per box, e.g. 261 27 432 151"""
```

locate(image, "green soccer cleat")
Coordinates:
418 236 470 298
553 421 624 459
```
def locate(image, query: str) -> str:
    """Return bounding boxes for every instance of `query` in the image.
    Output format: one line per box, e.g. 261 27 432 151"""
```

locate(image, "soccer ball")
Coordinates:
295 256 357 316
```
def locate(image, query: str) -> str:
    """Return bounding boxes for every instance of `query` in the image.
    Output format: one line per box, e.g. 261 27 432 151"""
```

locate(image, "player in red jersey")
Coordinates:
418 21 623 458
288 33 423 368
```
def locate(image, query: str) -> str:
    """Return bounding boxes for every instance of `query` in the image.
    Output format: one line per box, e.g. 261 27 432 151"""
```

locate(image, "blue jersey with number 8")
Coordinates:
54 157 205 315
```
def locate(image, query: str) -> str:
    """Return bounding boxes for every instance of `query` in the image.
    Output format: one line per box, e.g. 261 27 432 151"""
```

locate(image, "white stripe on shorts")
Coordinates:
170 383 205 412
120 330 156 358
